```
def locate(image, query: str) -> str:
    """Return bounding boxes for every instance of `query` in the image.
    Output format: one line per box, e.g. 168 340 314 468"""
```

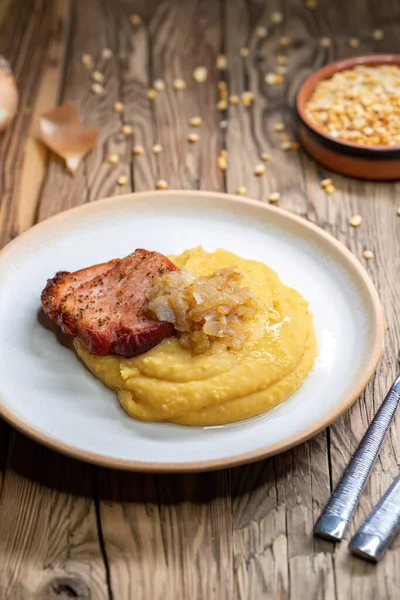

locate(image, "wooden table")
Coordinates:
0 0 399 598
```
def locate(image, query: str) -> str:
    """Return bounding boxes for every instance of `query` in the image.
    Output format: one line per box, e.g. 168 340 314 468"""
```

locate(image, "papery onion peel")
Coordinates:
39 102 98 173
0 57 18 132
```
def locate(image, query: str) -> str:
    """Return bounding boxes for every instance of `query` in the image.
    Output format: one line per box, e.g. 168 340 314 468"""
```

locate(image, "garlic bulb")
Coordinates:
39 102 98 173
0 57 18 132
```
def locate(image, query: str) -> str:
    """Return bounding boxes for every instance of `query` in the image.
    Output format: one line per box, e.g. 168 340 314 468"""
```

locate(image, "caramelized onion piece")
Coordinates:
147 267 262 354
39 102 98 173
0 57 18 132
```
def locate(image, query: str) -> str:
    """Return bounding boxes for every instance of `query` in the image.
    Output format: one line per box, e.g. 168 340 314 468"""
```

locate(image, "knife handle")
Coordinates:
349 473 400 562
314 374 400 542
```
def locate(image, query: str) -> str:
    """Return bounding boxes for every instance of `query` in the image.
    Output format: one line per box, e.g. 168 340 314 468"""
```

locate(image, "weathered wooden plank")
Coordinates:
147 0 224 191
0 0 65 246
226 0 400 598
0 2 110 598
232 436 335 600
0 435 108 600
98 469 232 600
225 1 349 599
93 2 233 599
297 2 400 598
16 0 71 234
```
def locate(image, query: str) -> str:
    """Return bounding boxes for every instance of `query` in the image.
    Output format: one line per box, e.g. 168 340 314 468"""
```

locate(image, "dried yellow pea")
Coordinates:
192 66 208 83
349 214 362 227
268 192 280 203
189 116 202 127
236 186 247 195
156 179 168 190
117 175 128 186
113 101 124 112
107 154 119 165
254 164 265 176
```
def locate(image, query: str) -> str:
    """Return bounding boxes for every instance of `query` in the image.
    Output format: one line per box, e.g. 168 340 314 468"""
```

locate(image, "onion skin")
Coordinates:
0 57 18 132
39 102 98 174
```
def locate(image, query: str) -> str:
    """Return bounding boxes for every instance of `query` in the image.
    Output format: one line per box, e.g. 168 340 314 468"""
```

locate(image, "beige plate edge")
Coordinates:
0 190 385 472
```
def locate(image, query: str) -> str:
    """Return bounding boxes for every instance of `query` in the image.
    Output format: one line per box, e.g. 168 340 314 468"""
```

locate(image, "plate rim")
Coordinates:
0 190 385 472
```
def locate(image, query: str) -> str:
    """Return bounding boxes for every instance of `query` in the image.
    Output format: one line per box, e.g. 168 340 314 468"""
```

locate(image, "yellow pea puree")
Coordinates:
75 247 317 426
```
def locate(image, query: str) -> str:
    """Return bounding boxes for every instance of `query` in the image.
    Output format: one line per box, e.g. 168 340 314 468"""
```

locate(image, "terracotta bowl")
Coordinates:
296 54 400 180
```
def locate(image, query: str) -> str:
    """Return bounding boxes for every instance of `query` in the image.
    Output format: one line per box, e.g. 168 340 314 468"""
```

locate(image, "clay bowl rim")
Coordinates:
296 54 400 154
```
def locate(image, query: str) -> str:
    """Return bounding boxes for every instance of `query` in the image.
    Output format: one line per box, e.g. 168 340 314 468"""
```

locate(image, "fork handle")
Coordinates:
349 473 400 562
314 374 400 542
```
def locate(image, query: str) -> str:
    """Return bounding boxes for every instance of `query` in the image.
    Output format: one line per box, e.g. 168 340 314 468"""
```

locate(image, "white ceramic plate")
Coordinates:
0 191 384 472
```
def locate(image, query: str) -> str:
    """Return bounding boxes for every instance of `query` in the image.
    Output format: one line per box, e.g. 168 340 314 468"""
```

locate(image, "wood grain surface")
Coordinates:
0 0 399 599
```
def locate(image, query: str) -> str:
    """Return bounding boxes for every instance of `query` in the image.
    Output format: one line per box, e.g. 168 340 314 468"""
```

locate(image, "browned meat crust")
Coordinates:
41 249 177 357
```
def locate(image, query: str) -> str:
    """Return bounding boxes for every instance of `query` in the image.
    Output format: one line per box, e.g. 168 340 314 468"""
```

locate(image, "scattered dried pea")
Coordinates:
152 143 163 154
254 163 266 176
113 101 124 112
274 122 285 132
153 79 165 92
349 37 360 48
261 152 271 161
236 186 247 195
324 183 336 194
268 192 280 203
217 99 228 111
117 175 128 186
278 36 291 47
82 53 93 69
107 154 119 165
239 47 250 58
320 178 332 188
217 150 227 171
229 95 240 105
189 116 202 127
217 54 227 70
306 0 318 8
320 37 331 47
241 91 254 105
121 124 133 135
255 26 268 38
156 180 168 190
173 78 187 91
147 88 156 100
218 80 228 100
133 146 144 155
320 178 335 193
91 83 105 96
188 132 200 143
362 250 374 260
130 14 142 25
102 48 113 59
271 11 283 24
349 214 363 227
192 66 208 83
372 28 384 41
277 55 288 65
265 72 284 85
397 206 400 216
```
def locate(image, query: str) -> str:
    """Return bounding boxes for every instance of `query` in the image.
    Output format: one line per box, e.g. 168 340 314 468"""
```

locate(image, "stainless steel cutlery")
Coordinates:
314 370 400 562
